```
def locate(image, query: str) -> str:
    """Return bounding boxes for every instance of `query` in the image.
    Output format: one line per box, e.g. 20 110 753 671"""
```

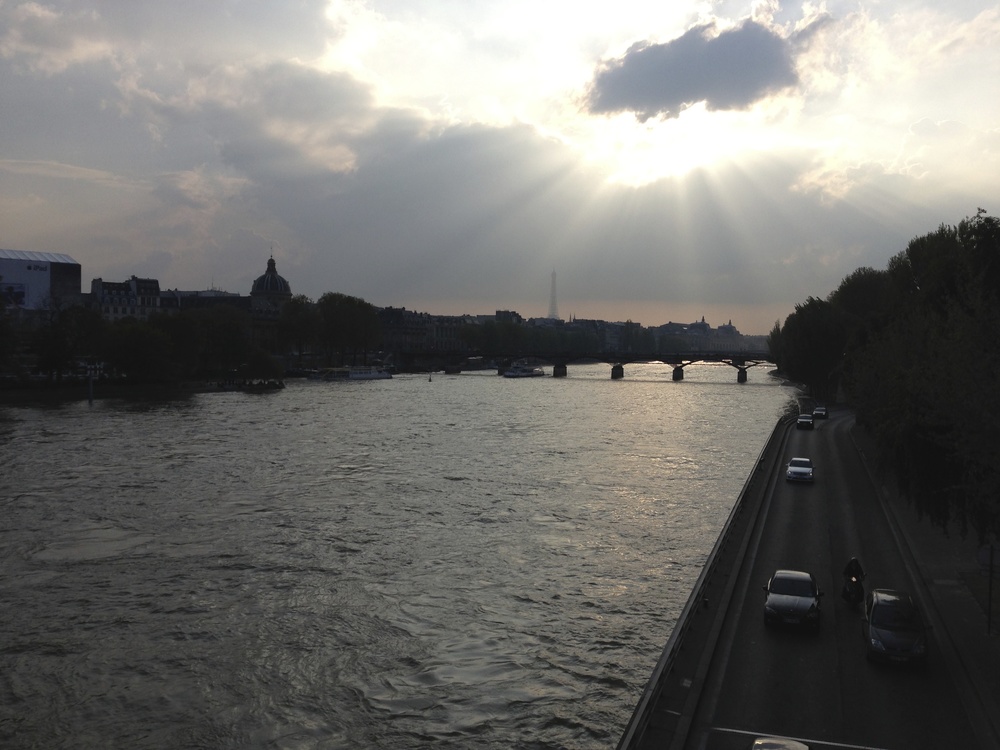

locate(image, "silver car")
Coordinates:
785 457 814 483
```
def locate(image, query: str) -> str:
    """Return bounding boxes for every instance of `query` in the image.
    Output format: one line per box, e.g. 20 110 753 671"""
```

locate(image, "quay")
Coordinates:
617 407 1000 750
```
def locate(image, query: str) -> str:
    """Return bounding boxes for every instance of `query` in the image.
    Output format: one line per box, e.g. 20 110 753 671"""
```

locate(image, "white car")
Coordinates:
785 457 815 483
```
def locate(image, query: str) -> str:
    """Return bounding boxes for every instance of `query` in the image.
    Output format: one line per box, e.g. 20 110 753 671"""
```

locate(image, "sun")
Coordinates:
562 103 786 186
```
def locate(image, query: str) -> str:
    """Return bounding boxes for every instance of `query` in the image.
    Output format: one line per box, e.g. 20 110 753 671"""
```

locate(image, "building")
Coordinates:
250 256 292 313
0 249 82 315
91 276 162 322
86 257 292 353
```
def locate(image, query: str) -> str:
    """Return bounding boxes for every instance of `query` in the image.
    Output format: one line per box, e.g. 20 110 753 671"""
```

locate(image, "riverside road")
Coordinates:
622 406 998 750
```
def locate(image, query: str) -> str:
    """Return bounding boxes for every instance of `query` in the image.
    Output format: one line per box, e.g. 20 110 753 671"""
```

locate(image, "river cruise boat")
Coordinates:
502 362 545 378
321 366 392 381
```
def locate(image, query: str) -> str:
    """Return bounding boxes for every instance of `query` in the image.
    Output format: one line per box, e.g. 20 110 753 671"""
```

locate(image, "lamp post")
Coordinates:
87 361 102 405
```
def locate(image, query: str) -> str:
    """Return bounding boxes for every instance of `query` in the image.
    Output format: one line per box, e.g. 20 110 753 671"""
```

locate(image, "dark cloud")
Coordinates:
585 20 798 121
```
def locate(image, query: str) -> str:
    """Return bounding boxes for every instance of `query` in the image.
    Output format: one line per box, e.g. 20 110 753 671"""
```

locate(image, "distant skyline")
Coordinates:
2 2 998 335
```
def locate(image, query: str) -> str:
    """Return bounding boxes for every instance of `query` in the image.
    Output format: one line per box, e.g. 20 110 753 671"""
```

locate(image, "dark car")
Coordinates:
763 570 823 629
796 413 814 430
785 457 814 483
863 588 928 664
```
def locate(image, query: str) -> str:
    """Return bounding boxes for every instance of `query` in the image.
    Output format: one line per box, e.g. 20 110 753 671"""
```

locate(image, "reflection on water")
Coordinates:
0 364 794 749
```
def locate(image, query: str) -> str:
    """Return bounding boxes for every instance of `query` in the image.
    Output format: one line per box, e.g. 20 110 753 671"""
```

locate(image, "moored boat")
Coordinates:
321 366 392 381
502 362 545 378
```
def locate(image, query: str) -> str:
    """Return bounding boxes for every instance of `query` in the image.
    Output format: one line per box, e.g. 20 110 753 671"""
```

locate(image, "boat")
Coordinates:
321 366 392 381
217 378 285 392
502 362 545 378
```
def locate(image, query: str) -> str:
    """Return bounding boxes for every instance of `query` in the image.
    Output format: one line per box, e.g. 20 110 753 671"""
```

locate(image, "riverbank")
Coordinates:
0 380 222 406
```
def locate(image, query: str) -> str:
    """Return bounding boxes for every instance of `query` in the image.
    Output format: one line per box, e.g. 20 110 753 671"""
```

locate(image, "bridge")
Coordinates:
394 350 774 382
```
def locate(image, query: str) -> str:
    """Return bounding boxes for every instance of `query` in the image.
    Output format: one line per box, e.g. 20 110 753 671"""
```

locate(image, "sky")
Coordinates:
1 1 998 334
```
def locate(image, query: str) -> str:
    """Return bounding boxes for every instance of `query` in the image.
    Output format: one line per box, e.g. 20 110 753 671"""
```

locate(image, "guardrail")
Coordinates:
616 416 791 749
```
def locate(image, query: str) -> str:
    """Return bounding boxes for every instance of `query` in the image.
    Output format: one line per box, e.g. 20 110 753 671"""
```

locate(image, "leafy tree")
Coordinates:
31 305 106 381
839 210 1000 540
101 319 174 382
765 320 782 366
278 295 320 366
148 311 205 380
316 292 382 365
186 305 257 376
779 297 848 400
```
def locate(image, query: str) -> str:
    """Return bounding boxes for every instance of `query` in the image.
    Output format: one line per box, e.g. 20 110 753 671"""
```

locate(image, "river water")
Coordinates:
1 363 795 749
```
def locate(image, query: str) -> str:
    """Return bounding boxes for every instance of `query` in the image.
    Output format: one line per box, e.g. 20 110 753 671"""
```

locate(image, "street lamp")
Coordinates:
87 361 103 404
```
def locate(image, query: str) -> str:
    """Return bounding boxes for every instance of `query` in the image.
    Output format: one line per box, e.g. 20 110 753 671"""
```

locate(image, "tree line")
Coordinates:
768 209 1000 542
0 291 383 384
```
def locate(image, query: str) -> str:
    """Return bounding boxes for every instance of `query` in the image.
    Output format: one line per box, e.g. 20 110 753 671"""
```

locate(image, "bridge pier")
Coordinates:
737 367 748 383
611 364 624 380
553 363 567 377
672 366 684 381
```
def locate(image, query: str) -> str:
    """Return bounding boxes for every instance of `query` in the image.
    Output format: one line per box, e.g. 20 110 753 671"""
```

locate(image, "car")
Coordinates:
751 738 810 750
863 588 929 664
812 405 828 419
785 457 815 482
796 413 814 430
763 569 823 629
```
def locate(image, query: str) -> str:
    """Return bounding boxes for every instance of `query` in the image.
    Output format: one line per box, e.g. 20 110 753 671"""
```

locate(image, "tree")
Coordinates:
101 318 174 382
765 320 782 367
32 305 106 381
779 297 848 400
278 295 320 366
839 211 1000 540
316 292 382 365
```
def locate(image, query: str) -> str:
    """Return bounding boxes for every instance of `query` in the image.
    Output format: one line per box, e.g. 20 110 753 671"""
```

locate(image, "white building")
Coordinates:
0 249 82 312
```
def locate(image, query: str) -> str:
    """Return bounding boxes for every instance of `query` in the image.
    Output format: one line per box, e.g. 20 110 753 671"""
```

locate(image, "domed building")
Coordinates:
249 256 292 353
250 256 292 310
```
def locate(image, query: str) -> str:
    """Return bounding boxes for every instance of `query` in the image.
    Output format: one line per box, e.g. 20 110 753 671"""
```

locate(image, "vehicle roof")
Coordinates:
789 457 812 464
751 739 810 750
773 569 814 581
871 589 913 606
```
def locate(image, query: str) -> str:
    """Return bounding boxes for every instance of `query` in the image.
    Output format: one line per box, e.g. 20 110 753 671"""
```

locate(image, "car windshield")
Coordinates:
770 577 815 597
789 459 811 469
871 602 921 630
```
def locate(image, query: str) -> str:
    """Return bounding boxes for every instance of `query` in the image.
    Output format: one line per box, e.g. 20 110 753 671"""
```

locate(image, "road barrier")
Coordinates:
616 416 792 750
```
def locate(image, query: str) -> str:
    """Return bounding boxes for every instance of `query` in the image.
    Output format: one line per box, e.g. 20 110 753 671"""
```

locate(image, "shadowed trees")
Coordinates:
316 292 382 365
779 210 1000 540
777 297 848 401
279 294 321 366
843 211 1000 539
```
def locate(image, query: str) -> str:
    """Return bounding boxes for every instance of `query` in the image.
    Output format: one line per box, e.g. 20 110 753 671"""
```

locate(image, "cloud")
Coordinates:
0 1 996 334
585 19 803 121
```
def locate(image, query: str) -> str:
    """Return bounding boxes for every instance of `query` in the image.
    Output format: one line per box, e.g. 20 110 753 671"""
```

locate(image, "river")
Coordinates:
0 363 795 749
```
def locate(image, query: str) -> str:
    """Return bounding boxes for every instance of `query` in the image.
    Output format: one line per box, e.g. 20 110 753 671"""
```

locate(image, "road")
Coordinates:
679 407 980 750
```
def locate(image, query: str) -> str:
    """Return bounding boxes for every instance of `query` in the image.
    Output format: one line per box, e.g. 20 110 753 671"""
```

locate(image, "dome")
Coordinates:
251 256 292 299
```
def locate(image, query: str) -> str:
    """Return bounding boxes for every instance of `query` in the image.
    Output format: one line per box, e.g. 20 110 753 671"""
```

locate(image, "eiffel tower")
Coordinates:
548 270 560 320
